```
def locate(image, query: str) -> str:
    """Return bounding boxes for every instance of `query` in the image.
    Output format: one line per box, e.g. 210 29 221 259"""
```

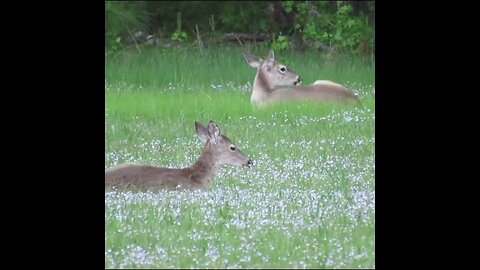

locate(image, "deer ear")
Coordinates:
243 54 262 69
264 50 275 71
267 49 275 61
207 120 221 143
195 121 208 143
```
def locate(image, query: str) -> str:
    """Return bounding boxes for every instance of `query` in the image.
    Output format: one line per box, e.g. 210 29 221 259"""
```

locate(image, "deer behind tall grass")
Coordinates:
105 120 253 191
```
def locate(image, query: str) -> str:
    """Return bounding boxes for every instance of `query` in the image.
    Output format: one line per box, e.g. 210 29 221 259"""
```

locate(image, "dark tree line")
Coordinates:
106 1 375 55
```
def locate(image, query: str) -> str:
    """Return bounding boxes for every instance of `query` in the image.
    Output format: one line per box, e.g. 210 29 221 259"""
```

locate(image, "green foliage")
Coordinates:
271 34 289 51
334 4 372 53
105 1 374 55
171 30 188 43
105 1 151 52
282 1 374 55
283 1 295 13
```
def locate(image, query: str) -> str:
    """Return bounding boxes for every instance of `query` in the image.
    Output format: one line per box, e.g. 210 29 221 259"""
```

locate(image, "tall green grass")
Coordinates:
106 45 374 89
105 45 375 268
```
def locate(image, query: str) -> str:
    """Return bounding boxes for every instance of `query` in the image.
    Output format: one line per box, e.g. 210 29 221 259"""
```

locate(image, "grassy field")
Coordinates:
105 45 375 268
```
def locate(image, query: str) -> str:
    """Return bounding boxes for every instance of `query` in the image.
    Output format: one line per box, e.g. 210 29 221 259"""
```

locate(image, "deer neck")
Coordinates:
188 143 220 186
252 68 274 105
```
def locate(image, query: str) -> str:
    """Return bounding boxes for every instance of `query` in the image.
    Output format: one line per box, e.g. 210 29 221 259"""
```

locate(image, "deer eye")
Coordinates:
229 145 236 151
279 66 286 73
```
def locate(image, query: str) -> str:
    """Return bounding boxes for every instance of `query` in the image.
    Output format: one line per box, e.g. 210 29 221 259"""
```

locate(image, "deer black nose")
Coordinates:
293 76 301 86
